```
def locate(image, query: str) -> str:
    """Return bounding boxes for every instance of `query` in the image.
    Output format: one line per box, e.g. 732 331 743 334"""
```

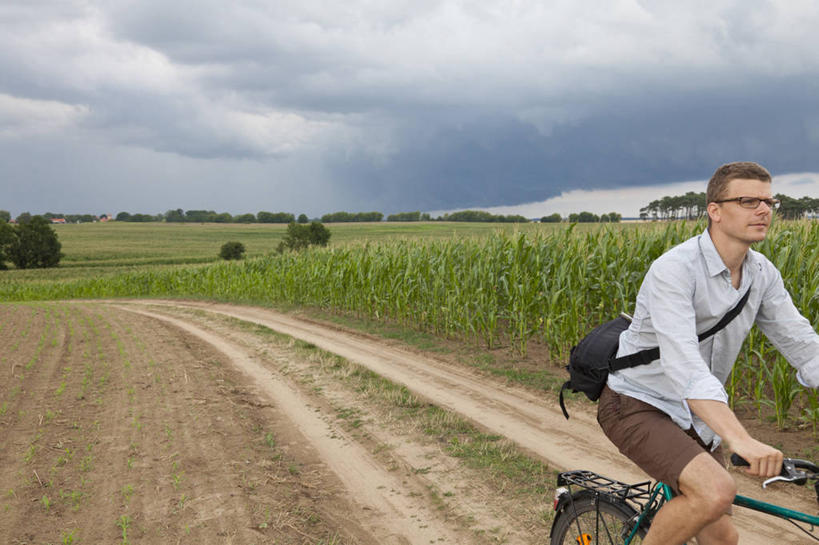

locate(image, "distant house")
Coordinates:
50 218 67 224
99 214 112 222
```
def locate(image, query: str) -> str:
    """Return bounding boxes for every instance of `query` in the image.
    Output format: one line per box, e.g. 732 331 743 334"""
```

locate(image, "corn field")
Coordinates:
3 220 818 429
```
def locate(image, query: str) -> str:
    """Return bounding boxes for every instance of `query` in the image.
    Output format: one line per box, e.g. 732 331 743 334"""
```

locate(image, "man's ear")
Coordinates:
707 202 721 224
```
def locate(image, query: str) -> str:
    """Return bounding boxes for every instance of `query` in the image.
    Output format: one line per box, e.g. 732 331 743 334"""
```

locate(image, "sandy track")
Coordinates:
123 307 465 545
123 300 818 544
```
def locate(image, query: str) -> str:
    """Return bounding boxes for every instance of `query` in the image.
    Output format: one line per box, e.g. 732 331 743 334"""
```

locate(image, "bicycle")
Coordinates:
549 455 819 544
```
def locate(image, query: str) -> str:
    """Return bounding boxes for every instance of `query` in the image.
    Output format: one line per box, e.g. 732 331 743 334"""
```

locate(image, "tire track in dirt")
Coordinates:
123 306 468 545
124 300 817 544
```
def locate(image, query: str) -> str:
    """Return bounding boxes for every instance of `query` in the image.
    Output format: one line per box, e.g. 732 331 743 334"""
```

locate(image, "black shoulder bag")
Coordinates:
558 288 750 419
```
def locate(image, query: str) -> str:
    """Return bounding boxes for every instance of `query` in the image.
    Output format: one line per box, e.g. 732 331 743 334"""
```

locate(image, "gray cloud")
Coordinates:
1 0 819 216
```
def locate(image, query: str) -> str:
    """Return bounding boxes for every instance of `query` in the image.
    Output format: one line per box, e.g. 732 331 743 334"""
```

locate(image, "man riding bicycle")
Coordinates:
597 162 819 545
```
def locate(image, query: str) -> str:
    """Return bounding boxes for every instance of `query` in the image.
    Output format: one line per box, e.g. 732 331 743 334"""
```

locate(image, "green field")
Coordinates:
3 220 645 284
2 218 818 432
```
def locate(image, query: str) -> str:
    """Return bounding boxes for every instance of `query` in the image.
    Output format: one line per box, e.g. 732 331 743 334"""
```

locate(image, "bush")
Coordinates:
219 241 246 260
277 222 331 252
3 216 63 269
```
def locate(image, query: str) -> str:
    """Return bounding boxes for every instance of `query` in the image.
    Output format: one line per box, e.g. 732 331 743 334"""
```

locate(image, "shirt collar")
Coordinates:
699 229 729 278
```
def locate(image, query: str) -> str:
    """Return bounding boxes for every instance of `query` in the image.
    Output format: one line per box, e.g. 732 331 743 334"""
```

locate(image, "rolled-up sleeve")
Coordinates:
646 259 728 402
756 265 819 388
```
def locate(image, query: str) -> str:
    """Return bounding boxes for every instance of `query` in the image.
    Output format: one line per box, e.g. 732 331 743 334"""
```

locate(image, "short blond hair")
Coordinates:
706 162 772 204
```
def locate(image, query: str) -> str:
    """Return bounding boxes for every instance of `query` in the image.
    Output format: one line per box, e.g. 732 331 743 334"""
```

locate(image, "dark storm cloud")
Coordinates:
327 79 819 212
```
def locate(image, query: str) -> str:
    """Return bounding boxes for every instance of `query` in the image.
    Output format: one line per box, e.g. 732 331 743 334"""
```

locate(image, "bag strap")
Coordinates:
558 380 571 420
609 287 751 372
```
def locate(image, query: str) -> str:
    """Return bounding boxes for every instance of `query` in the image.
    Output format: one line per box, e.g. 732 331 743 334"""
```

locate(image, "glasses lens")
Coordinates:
737 197 779 209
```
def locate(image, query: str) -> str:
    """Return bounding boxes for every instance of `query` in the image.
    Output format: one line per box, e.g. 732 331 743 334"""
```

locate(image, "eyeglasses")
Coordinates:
713 196 781 210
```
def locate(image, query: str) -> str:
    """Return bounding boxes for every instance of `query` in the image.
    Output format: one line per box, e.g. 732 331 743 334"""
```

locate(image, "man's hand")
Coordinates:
727 437 783 478
686 398 783 478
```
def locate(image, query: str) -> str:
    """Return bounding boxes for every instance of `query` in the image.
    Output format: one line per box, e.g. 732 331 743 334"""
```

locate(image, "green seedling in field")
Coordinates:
121 484 134 502
117 514 131 544
264 432 276 449
41 494 51 511
24 444 36 463
59 489 84 510
79 454 93 472
60 529 77 544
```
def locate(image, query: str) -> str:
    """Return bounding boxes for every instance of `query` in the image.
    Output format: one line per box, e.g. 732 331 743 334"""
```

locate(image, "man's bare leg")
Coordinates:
641 453 737 545
695 514 738 545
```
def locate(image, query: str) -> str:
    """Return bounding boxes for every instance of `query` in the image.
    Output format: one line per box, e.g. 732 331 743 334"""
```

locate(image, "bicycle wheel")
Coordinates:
551 494 646 545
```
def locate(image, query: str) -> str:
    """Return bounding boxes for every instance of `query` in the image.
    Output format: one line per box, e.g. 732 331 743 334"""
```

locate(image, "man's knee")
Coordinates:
678 453 736 520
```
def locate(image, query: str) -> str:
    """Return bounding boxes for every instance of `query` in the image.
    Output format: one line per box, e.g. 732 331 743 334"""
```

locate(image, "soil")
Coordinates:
1 299 816 544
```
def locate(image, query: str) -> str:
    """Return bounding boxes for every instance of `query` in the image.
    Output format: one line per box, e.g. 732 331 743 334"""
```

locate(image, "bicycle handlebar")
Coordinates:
731 453 819 488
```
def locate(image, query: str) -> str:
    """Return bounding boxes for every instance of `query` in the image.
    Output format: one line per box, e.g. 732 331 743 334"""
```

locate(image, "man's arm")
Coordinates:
756 264 819 387
686 398 782 478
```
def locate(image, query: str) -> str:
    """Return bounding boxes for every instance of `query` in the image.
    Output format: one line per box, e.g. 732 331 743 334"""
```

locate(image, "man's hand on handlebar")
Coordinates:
728 438 783 479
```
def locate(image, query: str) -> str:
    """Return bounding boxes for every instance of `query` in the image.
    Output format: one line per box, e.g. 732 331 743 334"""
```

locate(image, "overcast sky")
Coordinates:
2 1 819 218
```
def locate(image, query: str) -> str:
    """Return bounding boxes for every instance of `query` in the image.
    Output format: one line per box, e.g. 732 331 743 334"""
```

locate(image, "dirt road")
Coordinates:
2 299 815 543
131 300 817 544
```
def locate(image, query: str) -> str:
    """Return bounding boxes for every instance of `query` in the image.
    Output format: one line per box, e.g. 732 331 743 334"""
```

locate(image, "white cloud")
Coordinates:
0 93 89 137
434 172 819 219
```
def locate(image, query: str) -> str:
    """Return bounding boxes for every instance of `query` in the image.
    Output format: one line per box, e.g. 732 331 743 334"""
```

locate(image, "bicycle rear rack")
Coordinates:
557 470 654 504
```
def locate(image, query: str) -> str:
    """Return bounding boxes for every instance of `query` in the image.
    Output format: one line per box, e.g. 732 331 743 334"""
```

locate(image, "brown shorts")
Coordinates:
597 386 725 494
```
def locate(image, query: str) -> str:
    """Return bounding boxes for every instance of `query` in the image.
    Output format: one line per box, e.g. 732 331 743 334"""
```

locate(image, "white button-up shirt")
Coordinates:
608 229 819 447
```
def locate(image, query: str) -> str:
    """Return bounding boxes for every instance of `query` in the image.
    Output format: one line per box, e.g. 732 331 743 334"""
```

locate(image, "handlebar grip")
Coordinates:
730 453 750 467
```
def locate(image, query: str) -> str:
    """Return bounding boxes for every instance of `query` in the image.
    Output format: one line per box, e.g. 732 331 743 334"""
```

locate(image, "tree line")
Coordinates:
639 192 819 221
129 209 312 224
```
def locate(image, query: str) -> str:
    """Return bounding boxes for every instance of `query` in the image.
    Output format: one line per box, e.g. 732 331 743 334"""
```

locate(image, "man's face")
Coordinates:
708 178 774 244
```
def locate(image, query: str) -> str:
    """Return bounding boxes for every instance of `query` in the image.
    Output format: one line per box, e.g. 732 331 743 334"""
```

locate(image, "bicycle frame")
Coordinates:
637 485 819 542
555 470 819 544
733 493 819 528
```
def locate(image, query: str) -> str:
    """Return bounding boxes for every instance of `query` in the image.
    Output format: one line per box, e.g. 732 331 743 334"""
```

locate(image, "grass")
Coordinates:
280 323 555 499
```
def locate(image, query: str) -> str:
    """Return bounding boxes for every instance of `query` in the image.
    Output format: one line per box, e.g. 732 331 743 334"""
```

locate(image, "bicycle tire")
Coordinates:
551 494 647 545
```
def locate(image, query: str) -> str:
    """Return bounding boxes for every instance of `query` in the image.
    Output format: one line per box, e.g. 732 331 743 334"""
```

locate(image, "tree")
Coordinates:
321 211 384 222
436 210 530 222
234 213 255 223
277 222 331 252
0 210 10 223
258 211 296 223
219 241 246 260
0 222 14 269
387 211 421 222
165 209 185 222
5 216 63 269
116 211 132 222
297 213 309 224
569 211 599 223
540 213 562 223
16 212 32 224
